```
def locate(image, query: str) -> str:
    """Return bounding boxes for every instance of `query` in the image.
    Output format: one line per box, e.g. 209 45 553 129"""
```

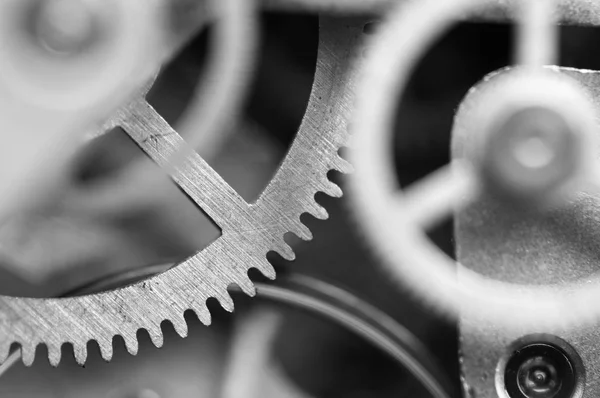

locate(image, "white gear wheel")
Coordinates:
347 0 600 330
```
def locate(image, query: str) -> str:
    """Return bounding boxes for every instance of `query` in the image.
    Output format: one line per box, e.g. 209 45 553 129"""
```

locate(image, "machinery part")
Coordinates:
455 68 600 398
0 262 228 398
346 0 600 330
497 335 584 398
0 0 255 219
479 103 583 207
0 17 357 367
0 264 455 398
76 0 259 217
462 68 597 210
169 0 258 156
0 0 159 218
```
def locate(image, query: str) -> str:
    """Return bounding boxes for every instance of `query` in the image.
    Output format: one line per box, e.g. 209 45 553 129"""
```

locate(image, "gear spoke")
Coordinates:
0 0 158 218
121 100 250 228
516 0 558 67
402 161 479 230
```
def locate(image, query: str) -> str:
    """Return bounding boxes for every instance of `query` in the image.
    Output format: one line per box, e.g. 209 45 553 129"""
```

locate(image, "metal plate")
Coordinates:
454 67 600 398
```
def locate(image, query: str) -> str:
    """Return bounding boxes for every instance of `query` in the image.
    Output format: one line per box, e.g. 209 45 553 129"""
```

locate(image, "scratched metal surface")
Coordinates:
0 17 360 367
454 67 600 398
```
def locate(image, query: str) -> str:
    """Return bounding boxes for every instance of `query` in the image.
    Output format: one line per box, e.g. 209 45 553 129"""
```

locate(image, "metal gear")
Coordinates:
0 17 360 367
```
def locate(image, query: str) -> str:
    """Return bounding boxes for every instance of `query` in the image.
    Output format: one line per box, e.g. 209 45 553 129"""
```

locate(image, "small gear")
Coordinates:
0 17 362 367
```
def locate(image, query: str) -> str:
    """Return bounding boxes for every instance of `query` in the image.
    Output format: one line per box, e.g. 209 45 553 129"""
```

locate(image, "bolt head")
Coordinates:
504 342 578 398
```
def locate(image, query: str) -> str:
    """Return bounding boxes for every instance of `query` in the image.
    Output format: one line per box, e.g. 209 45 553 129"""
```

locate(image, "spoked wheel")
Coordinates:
348 0 600 330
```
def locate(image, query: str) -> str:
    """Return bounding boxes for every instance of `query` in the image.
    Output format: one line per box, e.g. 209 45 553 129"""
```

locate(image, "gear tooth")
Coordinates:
48 345 61 367
332 155 353 174
217 292 235 313
21 345 35 366
224 270 256 298
234 275 256 296
322 180 343 198
255 260 276 280
172 317 188 338
308 202 329 220
73 344 88 365
123 334 139 356
99 341 113 362
148 328 164 348
192 304 212 325
275 241 295 261
290 220 313 241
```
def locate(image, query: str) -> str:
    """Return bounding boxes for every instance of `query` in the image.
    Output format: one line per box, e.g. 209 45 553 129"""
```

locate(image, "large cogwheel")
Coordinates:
0 18 362 367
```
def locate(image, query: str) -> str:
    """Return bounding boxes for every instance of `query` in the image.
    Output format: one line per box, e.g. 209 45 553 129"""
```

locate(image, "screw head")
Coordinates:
504 342 578 398
517 356 561 397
